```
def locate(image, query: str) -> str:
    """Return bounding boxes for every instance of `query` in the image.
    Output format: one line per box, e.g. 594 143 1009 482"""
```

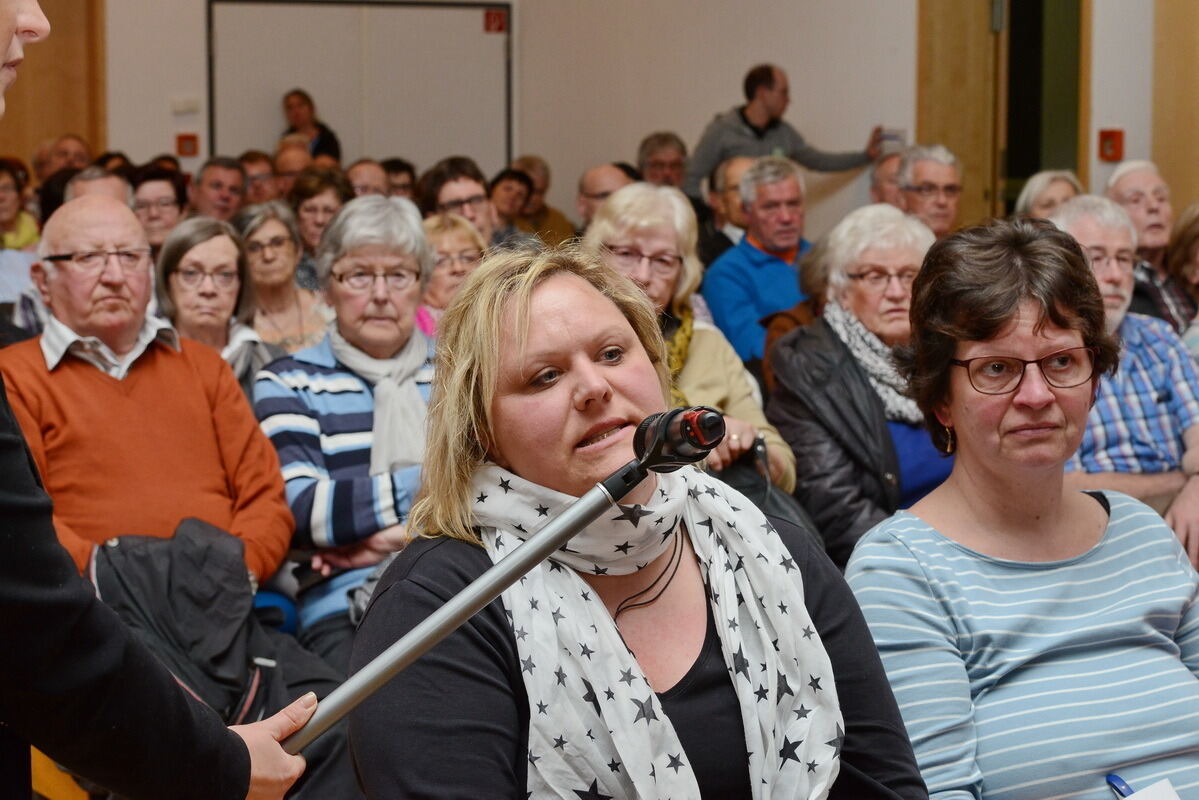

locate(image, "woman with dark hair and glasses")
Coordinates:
846 218 1199 798
156 217 283 397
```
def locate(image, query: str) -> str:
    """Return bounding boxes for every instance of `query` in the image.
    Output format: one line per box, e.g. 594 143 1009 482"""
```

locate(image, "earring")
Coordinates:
944 425 955 455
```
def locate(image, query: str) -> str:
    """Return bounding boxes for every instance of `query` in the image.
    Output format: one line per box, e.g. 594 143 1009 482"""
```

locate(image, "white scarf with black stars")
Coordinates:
472 463 843 799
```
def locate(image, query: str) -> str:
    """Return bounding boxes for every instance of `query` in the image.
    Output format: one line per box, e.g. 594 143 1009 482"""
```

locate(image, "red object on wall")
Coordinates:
483 8 507 33
1098 129 1124 163
176 133 199 158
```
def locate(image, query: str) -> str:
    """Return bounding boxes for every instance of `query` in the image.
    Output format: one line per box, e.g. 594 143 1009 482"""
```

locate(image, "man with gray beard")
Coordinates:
1053 195 1199 566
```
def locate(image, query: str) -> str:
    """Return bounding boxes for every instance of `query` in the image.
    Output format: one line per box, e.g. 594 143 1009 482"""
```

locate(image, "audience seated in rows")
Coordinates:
847 217 1199 798
583 181 796 492
273 140 312 198
233 200 333 353
0 194 362 795
487 166 532 234
155 217 283 396
1167 201 1199 356
253 195 432 674
702 154 810 369
188 156 245 223
1053 195 1199 564
897 144 961 239
346 158 387 198
1106 159 1195 332
1014 168 1082 219
239 148 279 205
288 166 353 290
768 204 942 568
418 212 485 337
381 157 416 199
698 154 753 266
869 150 903 208
349 245 926 799
575 162 635 232
509 154 573 246
131 164 186 256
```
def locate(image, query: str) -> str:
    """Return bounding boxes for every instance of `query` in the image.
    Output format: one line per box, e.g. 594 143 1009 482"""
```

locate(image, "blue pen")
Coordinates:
1107 773 1136 798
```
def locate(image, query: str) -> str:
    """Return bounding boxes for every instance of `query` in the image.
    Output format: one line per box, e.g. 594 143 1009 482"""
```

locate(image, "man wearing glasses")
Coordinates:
1053 196 1199 565
898 144 963 239
0 194 361 796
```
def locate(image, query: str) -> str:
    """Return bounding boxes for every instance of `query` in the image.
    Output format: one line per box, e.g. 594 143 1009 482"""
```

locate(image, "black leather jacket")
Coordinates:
765 319 901 568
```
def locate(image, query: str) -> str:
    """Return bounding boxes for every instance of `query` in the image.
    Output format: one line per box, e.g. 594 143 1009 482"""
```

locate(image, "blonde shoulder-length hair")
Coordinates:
408 245 670 545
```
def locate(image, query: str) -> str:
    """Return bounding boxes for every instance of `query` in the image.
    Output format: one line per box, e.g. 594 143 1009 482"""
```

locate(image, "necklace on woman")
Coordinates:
261 292 306 348
613 528 685 621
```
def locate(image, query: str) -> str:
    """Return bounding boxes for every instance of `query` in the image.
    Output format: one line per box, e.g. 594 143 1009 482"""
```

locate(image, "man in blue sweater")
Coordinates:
702 155 810 368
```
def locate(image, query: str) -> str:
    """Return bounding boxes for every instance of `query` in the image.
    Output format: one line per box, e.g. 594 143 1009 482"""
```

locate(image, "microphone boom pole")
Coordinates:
283 407 723 753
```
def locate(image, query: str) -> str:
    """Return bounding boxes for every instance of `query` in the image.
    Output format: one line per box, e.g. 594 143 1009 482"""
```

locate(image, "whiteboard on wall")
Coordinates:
208 1 511 177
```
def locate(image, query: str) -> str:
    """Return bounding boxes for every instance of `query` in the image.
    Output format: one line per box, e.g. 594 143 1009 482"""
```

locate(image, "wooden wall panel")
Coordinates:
917 0 1002 228
0 0 106 171
1153 0 1199 209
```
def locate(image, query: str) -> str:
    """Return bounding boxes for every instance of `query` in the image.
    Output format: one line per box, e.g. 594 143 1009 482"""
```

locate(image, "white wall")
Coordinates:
1086 0 1154 192
106 0 916 238
514 0 917 238
106 0 209 175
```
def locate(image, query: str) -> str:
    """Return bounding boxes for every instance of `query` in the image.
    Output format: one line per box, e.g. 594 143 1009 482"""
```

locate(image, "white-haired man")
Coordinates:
1053 195 1199 565
1106 160 1194 332
701 155 810 367
898 144 962 238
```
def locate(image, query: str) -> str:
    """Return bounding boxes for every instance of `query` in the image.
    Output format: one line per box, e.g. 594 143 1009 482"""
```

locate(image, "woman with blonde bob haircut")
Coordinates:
348 246 925 799
416 211 488 337
583 183 796 491
1014 169 1083 219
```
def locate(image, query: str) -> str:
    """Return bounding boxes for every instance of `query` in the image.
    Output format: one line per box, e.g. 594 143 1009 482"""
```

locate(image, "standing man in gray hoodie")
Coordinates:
683 63 882 200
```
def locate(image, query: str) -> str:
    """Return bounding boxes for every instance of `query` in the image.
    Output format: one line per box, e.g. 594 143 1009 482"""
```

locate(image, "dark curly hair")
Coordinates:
896 216 1120 453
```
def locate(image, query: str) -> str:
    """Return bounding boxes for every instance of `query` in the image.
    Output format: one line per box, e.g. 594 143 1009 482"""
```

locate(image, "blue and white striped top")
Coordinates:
845 492 1199 799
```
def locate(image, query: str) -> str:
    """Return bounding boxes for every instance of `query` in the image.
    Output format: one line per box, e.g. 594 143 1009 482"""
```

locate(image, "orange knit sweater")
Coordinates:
0 337 293 581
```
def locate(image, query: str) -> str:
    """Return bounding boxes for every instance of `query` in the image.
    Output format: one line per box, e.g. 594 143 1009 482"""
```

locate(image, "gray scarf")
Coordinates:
328 326 430 475
822 301 923 425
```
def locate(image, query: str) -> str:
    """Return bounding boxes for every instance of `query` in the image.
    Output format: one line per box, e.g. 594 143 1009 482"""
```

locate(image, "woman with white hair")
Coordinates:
1014 169 1083 219
253 195 433 672
767 204 944 568
583 182 796 492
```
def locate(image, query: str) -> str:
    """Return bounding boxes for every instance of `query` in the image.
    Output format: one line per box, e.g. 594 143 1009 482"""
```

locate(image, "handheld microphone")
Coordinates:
633 406 725 472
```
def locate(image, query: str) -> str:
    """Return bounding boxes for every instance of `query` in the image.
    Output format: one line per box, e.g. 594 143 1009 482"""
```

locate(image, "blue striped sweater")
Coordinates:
252 335 432 550
846 492 1199 799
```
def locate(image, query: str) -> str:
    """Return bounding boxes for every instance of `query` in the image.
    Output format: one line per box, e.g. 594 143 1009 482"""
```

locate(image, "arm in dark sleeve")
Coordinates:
349 538 527 799
766 374 890 568
772 515 928 800
0 377 251 800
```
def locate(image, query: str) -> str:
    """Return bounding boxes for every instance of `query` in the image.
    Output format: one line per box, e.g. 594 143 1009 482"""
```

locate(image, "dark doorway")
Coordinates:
1003 0 1081 213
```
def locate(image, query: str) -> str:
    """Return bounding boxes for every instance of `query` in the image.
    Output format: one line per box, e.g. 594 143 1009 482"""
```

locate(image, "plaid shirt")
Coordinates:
1132 259 1196 334
1068 313 1199 474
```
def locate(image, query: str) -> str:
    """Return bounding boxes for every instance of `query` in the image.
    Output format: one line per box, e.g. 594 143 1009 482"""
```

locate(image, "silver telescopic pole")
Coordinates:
282 466 633 754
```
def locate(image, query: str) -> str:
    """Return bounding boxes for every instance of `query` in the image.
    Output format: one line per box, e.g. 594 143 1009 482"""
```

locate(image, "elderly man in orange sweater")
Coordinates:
0 194 291 579
0 193 365 796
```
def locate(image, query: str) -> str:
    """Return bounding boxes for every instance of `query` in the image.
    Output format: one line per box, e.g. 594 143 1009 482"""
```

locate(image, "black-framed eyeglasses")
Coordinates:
44 249 151 274
950 346 1097 395
437 195 487 215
